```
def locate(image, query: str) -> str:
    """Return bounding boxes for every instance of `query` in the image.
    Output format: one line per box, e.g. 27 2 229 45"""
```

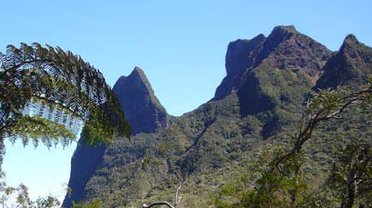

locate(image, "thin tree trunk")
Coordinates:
342 175 356 208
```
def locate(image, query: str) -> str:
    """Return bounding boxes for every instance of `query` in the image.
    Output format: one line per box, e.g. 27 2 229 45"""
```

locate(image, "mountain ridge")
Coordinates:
214 25 331 101
63 26 372 207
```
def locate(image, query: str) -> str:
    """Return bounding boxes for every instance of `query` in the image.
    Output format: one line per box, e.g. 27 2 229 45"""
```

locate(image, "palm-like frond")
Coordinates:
0 43 130 146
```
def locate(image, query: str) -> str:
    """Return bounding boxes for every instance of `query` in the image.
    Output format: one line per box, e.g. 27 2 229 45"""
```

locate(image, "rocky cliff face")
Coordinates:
214 34 266 100
113 67 169 134
63 67 169 207
215 26 331 101
64 26 372 207
62 141 106 208
215 26 332 137
316 34 372 89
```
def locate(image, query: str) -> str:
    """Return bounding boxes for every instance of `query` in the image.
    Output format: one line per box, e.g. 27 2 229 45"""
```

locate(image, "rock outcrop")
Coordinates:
316 34 372 89
63 67 168 207
215 25 331 104
113 67 169 135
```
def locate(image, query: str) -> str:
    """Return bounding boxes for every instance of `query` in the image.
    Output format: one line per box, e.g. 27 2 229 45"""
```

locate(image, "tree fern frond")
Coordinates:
0 43 130 148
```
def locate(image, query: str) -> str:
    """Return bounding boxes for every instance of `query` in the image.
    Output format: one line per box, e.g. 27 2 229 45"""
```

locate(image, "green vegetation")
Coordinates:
0 182 60 208
0 43 130 169
1 26 370 207
72 199 103 208
0 181 102 208
0 43 130 207
0 43 130 145
213 78 372 207
66 27 371 207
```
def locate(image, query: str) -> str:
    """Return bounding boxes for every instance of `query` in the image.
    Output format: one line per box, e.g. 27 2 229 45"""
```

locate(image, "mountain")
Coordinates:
113 66 169 135
63 67 169 207
214 26 331 101
62 141 106 208
63 26 371 207
215 26 331 137
316 34 372 89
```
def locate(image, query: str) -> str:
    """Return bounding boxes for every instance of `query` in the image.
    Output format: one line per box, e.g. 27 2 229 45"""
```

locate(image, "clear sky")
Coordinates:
1 0 372 203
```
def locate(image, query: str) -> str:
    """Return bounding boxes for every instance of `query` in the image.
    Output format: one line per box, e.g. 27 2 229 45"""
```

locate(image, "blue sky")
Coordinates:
1 0 372 203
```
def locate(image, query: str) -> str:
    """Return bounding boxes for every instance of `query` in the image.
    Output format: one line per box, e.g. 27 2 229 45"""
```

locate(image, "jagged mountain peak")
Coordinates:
128 66 151 87
131 66 147 80
214 34 267 100
343 34 359 44
118 66 149 82
272 25 298 32
269 25 298 39
116 66 158 104
262 26 331 76
224 25 304 79
214 25 331 100
338 34 372 62
316 34 372 89
339 34 362 53
225 34 266 76
113 67 169 134
262 25 298 50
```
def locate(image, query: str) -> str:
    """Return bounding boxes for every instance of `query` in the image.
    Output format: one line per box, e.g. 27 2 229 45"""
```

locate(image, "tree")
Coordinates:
333 144 371 207
0 182 61 208
0 43 131 169
327 129 371 207
214 76 372 207
249 79 370 206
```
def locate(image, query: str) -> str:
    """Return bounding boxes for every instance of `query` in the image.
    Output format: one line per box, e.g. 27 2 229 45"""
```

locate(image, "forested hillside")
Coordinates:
63 26 371 208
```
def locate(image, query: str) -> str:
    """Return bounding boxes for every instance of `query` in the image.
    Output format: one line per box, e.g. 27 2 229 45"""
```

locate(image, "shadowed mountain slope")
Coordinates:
113 67 169 135
63 67 169 207
316 34 372 89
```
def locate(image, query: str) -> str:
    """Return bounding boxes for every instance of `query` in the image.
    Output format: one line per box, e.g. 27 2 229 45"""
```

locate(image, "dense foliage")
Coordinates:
0 43 130 143
0 43 131 207
213 78 372 208
0 43 130 168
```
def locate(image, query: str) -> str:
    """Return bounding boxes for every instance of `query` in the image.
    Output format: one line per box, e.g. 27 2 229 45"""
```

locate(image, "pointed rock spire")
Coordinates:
343 34 359 44
113 67 169 134
316 34 372 89
339 34 362 55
